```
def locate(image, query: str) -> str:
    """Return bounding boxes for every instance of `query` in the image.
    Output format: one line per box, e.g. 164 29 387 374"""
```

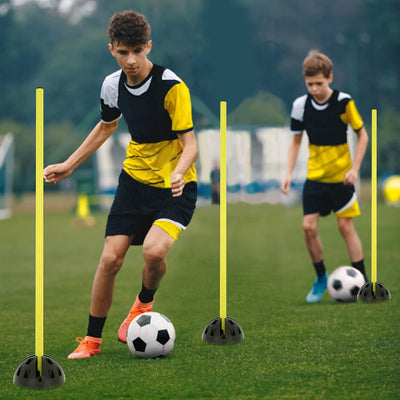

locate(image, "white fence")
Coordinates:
94 126 358 207
0 133 15 219
95 127 309 206
196 126 309 205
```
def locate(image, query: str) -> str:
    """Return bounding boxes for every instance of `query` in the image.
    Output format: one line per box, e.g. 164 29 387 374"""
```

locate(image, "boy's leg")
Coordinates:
141 225 174 291
302 213 323 263
68 235 132 359
337 217 367 279
118 225 175 342
303 213 328 303
90 235 134 318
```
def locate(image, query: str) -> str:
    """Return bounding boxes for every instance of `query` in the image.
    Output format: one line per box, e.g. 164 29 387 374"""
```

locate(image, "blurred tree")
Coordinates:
378 106 400 175
228 91 288 125
361 0 400 110
0 3 43 124
195 0 260 114
1 0 399 185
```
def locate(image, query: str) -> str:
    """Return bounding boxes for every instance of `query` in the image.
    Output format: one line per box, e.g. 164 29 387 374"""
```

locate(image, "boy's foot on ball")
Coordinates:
117 296 154 343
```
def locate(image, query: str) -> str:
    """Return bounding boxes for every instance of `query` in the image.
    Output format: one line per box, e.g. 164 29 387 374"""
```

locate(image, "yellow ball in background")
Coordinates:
383 175 400 205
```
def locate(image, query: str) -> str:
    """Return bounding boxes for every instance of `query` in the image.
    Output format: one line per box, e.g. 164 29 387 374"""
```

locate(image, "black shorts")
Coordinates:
106 170 197 245
302 179 359 217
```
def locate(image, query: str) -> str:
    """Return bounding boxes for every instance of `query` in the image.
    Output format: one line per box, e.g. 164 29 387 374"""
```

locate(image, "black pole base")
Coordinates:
14 355 65 390
357 281 391 303
202 317 244 345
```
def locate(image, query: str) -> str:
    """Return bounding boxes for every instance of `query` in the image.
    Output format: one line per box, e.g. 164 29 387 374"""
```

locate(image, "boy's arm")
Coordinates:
170 130 198 198
281 133 303 195
343 126 368 185
43 120 118 185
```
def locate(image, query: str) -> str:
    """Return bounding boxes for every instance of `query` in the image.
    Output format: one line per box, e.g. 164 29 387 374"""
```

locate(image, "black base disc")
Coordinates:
357 281 391 303
202 317 244 344
14 355 65 390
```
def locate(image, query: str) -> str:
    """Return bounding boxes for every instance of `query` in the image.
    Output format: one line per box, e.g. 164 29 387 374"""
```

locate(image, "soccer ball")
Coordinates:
327 266 365 302
127 312 176 359
383 175 400 206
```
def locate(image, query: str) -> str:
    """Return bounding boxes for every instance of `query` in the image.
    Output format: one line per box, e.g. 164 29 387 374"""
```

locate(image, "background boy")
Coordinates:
281 50 368 303
44 10 198 357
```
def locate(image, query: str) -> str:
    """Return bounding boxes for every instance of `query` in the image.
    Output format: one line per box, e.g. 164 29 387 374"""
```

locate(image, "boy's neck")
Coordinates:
126 60 153 87
311 88 334 105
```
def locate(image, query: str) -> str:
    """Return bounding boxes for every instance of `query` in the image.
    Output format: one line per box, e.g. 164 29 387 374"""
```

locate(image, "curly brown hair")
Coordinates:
107 10 151 47
303 50 333 78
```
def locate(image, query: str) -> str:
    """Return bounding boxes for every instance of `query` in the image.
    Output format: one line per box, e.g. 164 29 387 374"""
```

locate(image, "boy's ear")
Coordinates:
108 43 115 56
146 40 152 54
328 73 333 83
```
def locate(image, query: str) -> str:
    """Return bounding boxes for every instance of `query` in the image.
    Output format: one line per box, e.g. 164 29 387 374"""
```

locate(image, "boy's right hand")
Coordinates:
281 176 291 196
43 162 72 185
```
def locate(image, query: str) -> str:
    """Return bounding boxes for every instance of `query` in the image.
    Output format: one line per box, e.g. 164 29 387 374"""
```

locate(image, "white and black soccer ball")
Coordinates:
127 312 176 359
327 266 365 302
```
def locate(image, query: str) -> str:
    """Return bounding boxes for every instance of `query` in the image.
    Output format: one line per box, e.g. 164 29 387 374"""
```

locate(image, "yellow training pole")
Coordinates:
35 88 44 377
14 88 65 389
371 109 377 294
220 101 227 334
202 101 243 343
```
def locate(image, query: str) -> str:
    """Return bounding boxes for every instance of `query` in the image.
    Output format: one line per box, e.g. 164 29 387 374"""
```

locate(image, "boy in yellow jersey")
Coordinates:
281 50 369 303
43 10 198 357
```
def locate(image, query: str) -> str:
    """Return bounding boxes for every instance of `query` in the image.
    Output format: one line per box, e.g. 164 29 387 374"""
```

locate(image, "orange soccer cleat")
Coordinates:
67 336 102 359
117 296 154 343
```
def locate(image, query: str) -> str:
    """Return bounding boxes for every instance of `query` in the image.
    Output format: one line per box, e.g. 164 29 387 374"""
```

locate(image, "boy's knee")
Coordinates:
302 219 317 236
142 243 165 266
100 251 125 274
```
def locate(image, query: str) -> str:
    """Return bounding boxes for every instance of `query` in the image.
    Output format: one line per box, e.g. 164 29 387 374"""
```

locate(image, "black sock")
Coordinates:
138 284 157 303
352 259 367 280
313 260 326 277
87 314 107 338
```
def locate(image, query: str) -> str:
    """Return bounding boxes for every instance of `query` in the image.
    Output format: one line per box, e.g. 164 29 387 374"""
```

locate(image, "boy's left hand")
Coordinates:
343 168 358 185
170 172 185 197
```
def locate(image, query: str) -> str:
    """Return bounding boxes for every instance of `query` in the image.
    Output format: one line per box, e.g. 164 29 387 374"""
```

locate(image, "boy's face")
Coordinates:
109 41 152 85
304 72 333 103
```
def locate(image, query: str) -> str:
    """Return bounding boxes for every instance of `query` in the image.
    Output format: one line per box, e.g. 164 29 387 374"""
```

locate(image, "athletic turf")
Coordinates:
1 202 399 399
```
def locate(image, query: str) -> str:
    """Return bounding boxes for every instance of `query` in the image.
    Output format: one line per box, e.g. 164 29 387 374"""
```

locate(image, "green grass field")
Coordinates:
1 201 399 400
